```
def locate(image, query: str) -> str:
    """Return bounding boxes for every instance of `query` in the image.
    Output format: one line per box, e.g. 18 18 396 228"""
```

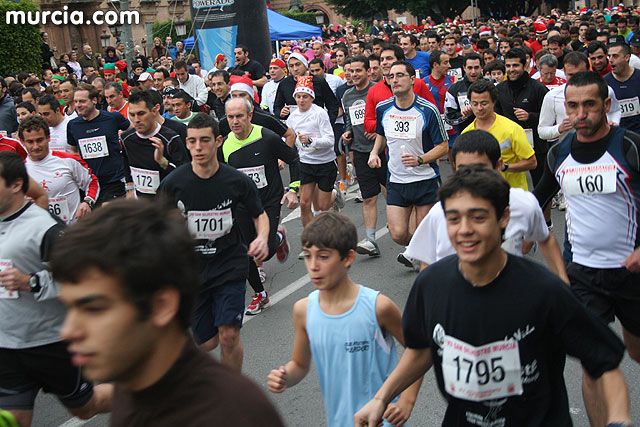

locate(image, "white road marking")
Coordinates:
243 225 389 325
56 186 374 427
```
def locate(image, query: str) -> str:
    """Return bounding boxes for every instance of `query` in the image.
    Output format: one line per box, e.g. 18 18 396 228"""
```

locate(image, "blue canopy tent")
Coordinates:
182 8 321 50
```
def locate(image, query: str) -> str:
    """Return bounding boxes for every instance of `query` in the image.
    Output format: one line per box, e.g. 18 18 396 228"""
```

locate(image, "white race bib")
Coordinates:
524 129 534 147
0 260 18 299
457 94 470 108
449 68 463 79
130 167 160 194
441 114 453 131
387 114 417 139
187 209 233 241
619 97 640 118
239 165 267 189
562 163 617 196
78 136 109 159
349 104 366 126
49 196 71 222
442 335 523 402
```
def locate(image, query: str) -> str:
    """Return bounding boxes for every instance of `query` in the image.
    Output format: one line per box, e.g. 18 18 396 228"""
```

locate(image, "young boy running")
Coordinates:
267 212 421 427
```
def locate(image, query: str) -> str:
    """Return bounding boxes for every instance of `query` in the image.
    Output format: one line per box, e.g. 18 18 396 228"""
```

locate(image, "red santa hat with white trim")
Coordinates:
293 75 315 99
479 27 491 37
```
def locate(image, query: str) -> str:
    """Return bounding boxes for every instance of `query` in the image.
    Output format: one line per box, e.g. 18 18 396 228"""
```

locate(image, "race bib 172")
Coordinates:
130 167 160 194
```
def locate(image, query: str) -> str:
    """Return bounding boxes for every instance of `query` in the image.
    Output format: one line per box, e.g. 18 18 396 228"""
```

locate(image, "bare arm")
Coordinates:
506 154 537 172
27 177 48 209
253 75 268 88
267 299 312 392
375 295 424 425
538 233 569 284
283 128 296 148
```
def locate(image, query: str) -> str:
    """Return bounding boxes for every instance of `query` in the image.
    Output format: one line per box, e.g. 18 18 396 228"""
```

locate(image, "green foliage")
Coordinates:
0 1 43 76
325 0 388 20
279 11 318 26
151 19 193 44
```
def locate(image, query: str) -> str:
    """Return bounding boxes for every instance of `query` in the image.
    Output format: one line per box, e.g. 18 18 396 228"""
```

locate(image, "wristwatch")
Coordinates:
503 163 510 172
83 198 95 209
416 155 424 165
29 274 41 293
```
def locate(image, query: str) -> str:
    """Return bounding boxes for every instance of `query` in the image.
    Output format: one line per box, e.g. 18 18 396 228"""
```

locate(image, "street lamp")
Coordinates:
108 23 123 42
314 10 325 25
175 17 187 37
100 31 111 49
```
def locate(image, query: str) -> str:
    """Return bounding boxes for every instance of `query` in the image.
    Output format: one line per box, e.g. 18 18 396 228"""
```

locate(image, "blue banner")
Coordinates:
189 0 238 71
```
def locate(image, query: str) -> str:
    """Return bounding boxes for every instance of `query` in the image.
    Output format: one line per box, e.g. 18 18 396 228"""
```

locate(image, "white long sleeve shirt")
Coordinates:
26 151 100 223
538 84 621 141
179 74 208 106
286 103 335 164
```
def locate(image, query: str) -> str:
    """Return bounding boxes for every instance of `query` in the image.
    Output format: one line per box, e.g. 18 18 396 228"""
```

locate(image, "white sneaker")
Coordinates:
397 251 420 271
333 188 345 211
298 250 306 260
356 239 381 256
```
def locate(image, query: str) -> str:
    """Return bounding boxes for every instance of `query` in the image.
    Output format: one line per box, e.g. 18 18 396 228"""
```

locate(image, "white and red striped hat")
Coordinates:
293 75 315 99
479 27 491 37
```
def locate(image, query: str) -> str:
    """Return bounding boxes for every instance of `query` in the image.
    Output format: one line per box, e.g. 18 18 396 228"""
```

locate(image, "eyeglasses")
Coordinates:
388 72 409 80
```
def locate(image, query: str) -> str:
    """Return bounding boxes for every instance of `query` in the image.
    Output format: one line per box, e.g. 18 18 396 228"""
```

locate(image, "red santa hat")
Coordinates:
115 60 127 73
479 27 491 37
534 22 548 35
270 58 286 69
229 74 259 103
293 75 315 99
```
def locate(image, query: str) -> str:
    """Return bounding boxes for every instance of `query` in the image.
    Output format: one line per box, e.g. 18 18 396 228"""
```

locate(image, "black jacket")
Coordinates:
495 72 549 154
273 75 339 124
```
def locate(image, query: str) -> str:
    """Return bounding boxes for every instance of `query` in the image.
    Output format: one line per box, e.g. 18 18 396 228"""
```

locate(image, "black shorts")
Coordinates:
567 262 640 336
352 150 387 199
300 161 337 193
192 281 246 344
333 123 346 156
96 180 125 207
237 204 281 261
386 178 439 207
0 341 94 410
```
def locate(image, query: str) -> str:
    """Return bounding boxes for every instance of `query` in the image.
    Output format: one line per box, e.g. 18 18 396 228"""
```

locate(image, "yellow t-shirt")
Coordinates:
463 114 535 190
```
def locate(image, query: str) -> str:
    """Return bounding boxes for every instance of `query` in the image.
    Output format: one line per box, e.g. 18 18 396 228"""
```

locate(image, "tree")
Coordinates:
151 19 193 45
0 1 42 76
325 0 390 20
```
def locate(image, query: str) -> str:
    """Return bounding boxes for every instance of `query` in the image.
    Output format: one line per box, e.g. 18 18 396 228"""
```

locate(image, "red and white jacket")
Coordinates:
0 136 27 160
25 151 99 223
537 75 567 89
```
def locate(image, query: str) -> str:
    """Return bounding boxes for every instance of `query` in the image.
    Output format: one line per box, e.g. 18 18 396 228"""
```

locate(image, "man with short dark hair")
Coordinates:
104 82 128 119
495 48 548 189
356 164 631 427
588 41 612 76
121 90 188 198
534 71 640 427
400 34 431 79
67 83 130 205
233 45 267 88
60 78 78 119
52 199 284 426
605 42 640 133
0 151 111 427
210 70 231 120
158 113 270 370
444 53 486 137
171 90 197 125
174 60 208 107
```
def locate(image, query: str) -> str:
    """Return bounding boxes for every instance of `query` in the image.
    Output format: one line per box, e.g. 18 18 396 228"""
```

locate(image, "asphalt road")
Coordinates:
31 160 639 427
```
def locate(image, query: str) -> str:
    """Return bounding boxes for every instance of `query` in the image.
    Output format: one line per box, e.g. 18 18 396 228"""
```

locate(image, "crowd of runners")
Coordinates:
0 4 639 426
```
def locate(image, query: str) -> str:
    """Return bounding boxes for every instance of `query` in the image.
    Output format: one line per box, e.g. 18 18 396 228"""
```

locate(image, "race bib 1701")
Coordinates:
49 195 71 222
562 163 617 197
619 97 640 118
386 114 417 139
442 335 523 402
187 209 233 241
78 136 109 159
130 167 160 194
239 165 267 189
0 260 18 299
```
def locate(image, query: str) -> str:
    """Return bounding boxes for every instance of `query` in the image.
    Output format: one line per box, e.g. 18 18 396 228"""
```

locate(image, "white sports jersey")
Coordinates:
260 79 281 115
553 130 639 268
286 103 336 164
406 188 549 265
375 96 447 184
26 151 100 223
49 115 71 152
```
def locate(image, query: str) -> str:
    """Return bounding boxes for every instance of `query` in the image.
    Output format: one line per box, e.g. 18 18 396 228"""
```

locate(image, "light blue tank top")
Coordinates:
307 285 399 427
